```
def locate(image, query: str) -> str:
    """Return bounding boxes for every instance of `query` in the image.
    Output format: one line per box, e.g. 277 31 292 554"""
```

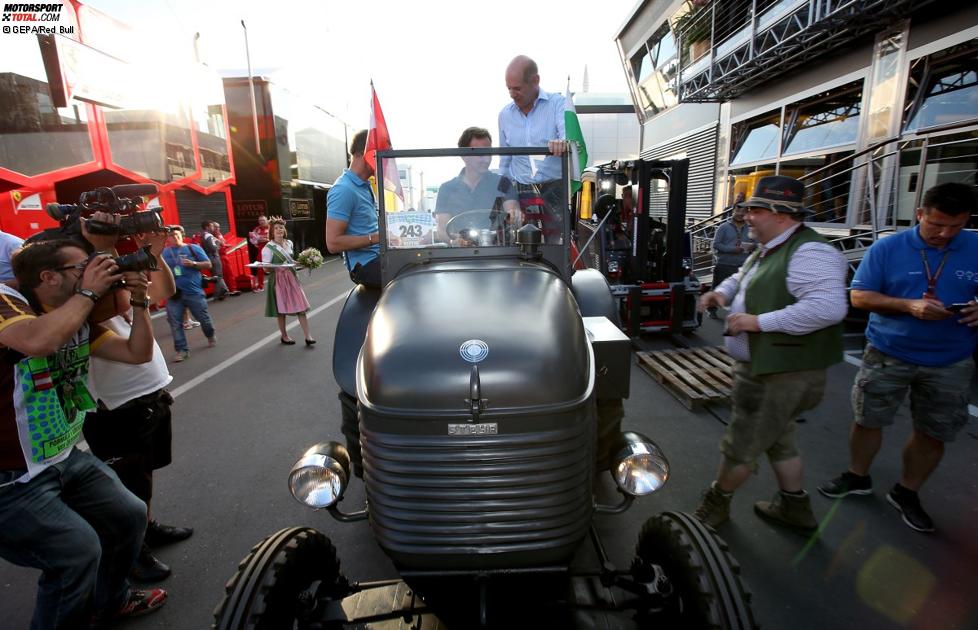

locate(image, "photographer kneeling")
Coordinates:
0 234 166 627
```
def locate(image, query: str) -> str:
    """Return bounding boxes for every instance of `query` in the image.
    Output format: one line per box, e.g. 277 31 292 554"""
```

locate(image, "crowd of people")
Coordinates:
0 51 974 630
0 203 319 627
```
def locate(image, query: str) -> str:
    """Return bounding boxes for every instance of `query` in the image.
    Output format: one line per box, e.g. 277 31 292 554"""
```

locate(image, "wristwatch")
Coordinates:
129 296 150 309
75 288 100 303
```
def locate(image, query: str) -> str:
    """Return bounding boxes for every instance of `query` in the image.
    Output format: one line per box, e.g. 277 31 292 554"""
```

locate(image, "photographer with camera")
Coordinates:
0 233 167 628
161 226 216 362
83 227 194 585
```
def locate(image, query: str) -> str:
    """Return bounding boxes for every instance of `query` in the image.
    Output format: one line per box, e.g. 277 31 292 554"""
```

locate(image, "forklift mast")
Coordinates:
576 157 699 336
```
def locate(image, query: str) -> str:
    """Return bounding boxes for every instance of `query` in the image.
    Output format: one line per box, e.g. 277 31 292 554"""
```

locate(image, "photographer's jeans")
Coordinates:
166 292 216 351
0 449 146 629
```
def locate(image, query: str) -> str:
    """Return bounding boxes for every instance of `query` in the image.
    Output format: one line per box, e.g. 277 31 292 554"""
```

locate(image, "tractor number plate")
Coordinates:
448 423 498 436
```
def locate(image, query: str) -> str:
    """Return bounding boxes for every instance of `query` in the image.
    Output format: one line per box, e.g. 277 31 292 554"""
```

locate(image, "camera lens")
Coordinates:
113 246 159 274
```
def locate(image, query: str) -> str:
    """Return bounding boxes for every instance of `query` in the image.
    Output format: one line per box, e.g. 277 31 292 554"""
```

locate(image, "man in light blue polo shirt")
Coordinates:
498 55 568 242
0 229 24 282
819 182 978 533
326 129 382 288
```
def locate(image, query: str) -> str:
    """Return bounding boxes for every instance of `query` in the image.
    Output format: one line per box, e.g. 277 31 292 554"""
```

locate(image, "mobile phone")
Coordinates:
946 302 973 313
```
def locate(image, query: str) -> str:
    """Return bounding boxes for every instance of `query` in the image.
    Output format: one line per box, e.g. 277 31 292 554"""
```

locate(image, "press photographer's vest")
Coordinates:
743 226 843 376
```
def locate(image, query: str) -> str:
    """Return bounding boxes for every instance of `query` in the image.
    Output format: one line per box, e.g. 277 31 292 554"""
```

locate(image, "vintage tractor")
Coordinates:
213 147 755 629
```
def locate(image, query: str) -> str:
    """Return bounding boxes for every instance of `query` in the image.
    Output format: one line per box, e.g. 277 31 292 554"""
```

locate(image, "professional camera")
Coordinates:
45 184 166 237
107 245 159 274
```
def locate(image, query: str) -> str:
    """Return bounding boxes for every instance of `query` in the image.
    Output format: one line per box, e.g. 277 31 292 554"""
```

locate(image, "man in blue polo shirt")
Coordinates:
326 129 382 288
434 127 518 243
819 182 978 533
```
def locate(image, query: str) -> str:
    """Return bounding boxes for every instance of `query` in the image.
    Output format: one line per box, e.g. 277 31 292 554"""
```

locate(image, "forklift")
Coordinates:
575 158 700 337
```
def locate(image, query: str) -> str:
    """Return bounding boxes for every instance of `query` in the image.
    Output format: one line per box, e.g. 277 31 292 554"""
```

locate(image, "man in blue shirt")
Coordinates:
0 229 24 283
326 129 382 288
498 55 568 242
161 226 216 362
819 183 978 533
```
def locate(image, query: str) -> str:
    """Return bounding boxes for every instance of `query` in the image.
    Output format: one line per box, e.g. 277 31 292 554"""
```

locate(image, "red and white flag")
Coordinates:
365 82 404 202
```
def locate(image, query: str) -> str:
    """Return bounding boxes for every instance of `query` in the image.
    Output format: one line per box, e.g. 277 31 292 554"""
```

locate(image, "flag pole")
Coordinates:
241 20 261 158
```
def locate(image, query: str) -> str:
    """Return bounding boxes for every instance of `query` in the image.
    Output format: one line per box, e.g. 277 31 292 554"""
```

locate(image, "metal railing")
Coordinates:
688 127 978 283
673 0 936 102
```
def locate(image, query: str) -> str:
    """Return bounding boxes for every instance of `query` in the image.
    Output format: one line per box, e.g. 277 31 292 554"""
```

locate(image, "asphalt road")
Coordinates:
1 257 976 629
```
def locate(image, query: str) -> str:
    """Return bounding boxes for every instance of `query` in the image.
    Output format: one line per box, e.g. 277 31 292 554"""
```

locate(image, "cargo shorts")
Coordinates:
720 362 827 472
852 345 974 442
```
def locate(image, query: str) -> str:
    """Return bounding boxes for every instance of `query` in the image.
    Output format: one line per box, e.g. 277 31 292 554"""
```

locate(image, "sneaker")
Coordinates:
183 319 201 330
693 482 732 528
818 471 873 498
131 544 171 582
114 588 167 619
207 337 218 348
145 520 194 548
172 350 189 363
887 484 935 533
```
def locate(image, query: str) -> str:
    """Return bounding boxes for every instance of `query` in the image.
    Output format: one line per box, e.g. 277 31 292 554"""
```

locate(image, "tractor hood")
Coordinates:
357 260 592 415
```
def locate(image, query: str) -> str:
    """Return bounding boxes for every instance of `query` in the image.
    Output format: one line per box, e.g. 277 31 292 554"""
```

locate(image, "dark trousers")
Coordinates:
349 257 382 289
83 390 174 504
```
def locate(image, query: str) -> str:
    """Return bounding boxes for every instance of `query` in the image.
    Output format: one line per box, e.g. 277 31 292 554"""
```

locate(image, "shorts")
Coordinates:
852 345 974 442
720 362 827 472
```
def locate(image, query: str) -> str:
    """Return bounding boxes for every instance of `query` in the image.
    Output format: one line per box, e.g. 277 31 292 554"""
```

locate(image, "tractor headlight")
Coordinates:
288 442 351 508
610 432 670 496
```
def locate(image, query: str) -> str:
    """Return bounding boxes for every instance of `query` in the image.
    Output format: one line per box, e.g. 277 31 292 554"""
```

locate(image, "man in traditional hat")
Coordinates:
693 175 848 535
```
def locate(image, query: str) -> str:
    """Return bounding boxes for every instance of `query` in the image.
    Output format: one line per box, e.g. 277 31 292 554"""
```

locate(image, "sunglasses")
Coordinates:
53 261 88 273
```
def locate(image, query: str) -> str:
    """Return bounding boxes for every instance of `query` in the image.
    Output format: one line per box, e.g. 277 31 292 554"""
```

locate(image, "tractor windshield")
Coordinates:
376 149 566 250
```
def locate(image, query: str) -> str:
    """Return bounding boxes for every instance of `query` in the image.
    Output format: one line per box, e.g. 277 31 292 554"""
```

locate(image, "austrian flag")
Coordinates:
365 83 404 202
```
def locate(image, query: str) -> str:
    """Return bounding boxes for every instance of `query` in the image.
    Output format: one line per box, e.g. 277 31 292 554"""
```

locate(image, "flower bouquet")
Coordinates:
296 247 325 274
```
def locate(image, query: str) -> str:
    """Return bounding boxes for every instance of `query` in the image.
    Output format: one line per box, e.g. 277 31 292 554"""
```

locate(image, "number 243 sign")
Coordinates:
387 212 435 248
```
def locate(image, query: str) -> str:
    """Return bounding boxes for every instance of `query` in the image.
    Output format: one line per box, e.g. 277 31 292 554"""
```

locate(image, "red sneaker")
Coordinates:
115 588 167 619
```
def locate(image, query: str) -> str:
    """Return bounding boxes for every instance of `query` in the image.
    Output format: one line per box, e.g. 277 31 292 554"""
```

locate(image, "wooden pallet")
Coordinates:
636 346 735 410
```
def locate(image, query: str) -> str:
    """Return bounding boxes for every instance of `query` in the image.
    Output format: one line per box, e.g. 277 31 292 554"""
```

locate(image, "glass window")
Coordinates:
632 46 653 85
635 24 679 117
783 87 862 156
894 132 978 225
730 112 781 165
268 84 349 187
192 65 232 187
865 27 906 142
0 37 95 176
104 105 196 183
385 151 563 249
784 152 854 224
904 41 978 133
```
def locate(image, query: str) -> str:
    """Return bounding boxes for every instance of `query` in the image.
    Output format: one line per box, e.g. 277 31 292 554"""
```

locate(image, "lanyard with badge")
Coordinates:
920 250 950 300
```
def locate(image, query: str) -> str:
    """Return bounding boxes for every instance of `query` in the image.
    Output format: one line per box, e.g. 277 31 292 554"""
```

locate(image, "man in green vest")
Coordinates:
693 175 848 535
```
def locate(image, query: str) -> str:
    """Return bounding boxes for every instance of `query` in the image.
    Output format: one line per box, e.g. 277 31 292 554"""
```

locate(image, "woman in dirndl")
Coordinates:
262 218 315 345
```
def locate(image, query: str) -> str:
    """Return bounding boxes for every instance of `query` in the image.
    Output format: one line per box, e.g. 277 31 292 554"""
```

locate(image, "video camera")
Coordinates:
45 184 166 237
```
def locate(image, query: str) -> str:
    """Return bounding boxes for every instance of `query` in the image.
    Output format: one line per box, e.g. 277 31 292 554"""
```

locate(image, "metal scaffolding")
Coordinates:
675 0 937 103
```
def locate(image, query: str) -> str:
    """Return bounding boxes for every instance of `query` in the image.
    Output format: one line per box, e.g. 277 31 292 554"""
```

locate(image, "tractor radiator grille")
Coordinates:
361 414 594 568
